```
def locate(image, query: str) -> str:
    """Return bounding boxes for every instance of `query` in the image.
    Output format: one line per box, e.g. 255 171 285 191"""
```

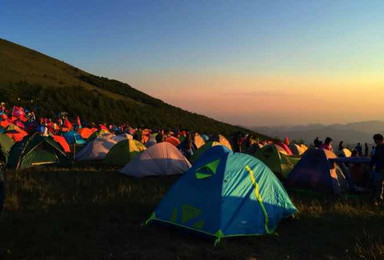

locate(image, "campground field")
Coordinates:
1 168 384 259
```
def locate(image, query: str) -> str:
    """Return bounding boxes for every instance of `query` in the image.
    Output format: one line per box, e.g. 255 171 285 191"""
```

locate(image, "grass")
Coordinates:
1 167 384 259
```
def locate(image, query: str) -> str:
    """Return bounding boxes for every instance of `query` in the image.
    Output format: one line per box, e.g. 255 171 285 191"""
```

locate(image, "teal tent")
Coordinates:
147 146 297 243
63 131 86 145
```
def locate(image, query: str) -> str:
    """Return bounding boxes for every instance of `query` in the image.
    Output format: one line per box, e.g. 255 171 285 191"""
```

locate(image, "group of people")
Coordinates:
314 137 372 157
313 135 384 204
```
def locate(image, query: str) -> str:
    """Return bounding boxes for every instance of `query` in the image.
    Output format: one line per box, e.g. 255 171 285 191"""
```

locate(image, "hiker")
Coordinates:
314 137 321 148
370 134 384 204
321 137 333 151
355 143 363 156
364 143 369 157
338 141 344 151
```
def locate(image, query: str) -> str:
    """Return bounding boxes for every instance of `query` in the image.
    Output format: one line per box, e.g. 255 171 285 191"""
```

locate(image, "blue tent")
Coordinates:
63 131 86 145
285 148 349 194
147 146 297 243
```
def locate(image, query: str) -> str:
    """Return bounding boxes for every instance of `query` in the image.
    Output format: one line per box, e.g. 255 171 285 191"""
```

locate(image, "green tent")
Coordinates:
0 134 15 165
8 134 70 170
147 145 297 243
189 141 223 164
103 139 146 166
252 144 301 180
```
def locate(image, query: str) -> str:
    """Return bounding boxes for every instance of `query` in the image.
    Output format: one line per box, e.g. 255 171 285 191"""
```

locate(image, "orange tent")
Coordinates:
215 134 232 151
0 120 10 129
52 135 71 153
165 136 181 147
78 128 97 139
63 119 73 131
5 124 28 142
193 133 205 149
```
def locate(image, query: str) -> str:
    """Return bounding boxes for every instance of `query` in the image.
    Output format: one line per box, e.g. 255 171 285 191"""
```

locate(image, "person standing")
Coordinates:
321 137 333 151
370 134 384 204
355 143 363 156
180 132 194 159
371 146 376 158
364 143 369 157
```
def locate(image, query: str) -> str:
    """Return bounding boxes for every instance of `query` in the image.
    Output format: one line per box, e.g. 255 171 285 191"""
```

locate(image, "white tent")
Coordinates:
75 134 128 161
120 142 191 177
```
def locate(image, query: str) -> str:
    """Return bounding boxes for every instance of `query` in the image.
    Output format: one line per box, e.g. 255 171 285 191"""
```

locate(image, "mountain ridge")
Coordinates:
252 120 384 145
0 38 266 137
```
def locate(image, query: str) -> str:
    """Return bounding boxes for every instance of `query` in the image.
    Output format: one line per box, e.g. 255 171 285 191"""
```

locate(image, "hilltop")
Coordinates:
0 38 265 137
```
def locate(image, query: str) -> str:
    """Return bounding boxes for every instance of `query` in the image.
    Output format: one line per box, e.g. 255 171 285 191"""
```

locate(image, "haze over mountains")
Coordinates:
253 120 384 145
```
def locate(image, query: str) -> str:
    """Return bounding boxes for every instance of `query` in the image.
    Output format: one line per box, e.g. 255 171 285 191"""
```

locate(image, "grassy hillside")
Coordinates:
0 38 266 137
1 168 383 259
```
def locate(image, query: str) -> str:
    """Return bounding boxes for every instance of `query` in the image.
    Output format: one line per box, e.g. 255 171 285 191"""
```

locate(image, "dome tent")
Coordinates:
120 142 191 177
252 144 301 180
189 141 229 165
0 133 14 165
289 144 307 156
285 148 349 194
103 139 146 167
8 134 70 170
339 148 352 157
63 130 87 145
211 134 232 151
75 134 128 161
146 146 297 243
193 133 205 149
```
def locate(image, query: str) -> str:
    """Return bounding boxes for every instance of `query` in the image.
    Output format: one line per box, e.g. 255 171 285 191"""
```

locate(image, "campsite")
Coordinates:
0 105 383 258
2 1 384 259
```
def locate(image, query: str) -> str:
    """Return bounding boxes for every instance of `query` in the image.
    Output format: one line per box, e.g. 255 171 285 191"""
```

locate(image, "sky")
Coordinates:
1 0 384 127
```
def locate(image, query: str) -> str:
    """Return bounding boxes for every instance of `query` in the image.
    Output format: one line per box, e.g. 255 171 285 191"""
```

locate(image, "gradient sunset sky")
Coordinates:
1 1 384 126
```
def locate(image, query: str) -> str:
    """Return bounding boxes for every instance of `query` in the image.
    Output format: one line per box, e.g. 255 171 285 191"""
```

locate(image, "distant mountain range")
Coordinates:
252 121 384 146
